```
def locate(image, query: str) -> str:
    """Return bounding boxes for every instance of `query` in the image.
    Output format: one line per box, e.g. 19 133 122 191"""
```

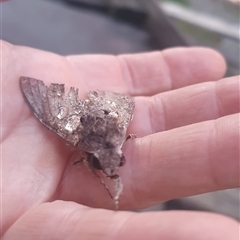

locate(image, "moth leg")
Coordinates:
92 171 114 200
71 151 85 167
110 174 123 210
125 134 136 142
72 159 84 166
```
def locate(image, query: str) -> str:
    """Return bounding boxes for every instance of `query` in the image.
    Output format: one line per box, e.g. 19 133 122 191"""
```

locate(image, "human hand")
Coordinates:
1 40 239 239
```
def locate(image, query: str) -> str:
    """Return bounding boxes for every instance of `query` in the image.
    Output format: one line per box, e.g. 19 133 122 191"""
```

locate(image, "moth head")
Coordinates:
91 149 125 177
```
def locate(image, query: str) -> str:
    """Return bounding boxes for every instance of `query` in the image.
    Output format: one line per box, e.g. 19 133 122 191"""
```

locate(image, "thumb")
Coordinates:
2 200 239 240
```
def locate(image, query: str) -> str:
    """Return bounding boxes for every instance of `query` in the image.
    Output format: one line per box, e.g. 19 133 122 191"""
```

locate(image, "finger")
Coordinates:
56 114 239 209
131 76 240 136
3 41 226 97
3 201 239 240
121 113 239 208
67 47 226 95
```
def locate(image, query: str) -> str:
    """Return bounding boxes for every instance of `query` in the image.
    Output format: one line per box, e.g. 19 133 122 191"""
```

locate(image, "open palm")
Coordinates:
2 40 239 239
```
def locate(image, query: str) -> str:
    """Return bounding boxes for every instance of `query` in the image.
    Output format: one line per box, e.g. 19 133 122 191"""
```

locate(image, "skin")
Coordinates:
1 40 239 239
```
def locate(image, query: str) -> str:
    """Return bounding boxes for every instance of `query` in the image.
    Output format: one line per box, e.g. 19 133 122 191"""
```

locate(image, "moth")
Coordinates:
19 77 135 208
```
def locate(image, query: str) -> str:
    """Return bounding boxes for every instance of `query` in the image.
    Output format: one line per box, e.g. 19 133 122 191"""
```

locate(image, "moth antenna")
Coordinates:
82 156 114 199
111 175 123 210
72 155 113 199
93 171 113 199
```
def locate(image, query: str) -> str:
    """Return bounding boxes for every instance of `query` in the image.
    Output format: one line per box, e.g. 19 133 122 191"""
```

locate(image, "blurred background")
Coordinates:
1 0 239 220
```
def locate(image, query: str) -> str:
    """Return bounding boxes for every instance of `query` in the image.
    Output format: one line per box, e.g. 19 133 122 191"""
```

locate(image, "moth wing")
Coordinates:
88 90 134 133
19 77 48 120
19 77 83 147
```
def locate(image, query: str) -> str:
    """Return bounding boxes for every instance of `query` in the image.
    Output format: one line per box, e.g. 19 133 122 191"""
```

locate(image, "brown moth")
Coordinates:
19 77 135 208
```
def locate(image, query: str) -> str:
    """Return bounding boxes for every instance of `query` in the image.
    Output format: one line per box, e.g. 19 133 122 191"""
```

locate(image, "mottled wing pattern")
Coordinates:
87 91 135 133
20 77 135 149
19 77 84 146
